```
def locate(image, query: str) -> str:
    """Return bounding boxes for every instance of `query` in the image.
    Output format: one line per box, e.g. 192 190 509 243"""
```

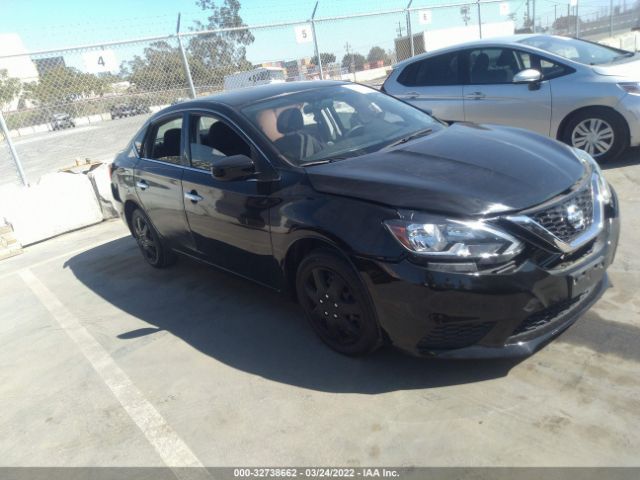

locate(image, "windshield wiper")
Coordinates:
383 128 434 149
301 157 348 167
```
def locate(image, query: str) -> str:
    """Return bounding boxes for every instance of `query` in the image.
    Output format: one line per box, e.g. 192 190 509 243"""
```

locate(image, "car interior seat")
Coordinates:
208 121 252 157
155 128 181 160
273 108 323 162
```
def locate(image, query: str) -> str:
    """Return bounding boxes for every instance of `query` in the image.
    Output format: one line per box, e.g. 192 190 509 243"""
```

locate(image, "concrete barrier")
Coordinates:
0 172 103 246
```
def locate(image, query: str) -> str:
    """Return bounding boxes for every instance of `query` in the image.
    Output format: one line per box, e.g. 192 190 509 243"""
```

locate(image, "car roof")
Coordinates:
393 33 556 67
168 80 349 110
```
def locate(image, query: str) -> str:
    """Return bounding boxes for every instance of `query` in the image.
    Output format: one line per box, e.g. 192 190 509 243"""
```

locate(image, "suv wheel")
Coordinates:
296 250 382 356
131 209 175 268
562 108 628 163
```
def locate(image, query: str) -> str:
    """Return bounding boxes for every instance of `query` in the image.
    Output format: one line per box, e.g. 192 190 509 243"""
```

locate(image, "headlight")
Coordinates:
571 147 612 204
618 82 640 95
384 218 523 266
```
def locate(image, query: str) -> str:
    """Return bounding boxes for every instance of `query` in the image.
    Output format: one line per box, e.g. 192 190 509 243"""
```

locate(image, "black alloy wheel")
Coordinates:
296 250 381 356
131 209 175 268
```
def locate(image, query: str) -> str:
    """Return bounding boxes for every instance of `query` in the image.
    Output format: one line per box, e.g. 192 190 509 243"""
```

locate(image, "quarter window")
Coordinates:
515 51 569 79
149 117 183 165
397 53 460 87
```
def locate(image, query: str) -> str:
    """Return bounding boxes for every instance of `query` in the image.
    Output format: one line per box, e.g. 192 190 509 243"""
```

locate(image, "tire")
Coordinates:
561 108 629 163
130 209 176 268
295 249 382 356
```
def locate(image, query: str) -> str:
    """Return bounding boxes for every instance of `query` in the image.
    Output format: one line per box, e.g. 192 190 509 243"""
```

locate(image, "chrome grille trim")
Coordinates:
506 174 604 254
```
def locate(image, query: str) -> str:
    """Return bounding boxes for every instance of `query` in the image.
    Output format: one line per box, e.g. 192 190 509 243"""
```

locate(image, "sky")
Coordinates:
0 0 623 69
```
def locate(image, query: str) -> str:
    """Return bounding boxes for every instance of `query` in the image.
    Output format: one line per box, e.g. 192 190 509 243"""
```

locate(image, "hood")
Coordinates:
592 56 640 78
306 123 585 217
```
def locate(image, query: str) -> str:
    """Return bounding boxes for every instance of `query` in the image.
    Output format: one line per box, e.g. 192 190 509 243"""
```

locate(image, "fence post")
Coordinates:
310 1 324 80
406 0 414 58
609 0 613 37
575 0 580 37
176 13 197 99
0 111 28 187
477 0 483 38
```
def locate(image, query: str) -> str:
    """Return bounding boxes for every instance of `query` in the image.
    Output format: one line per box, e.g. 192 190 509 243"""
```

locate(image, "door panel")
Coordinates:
134 160 194 249
181 171 278 285
462 47 552 136
393 51 465 122
463 82 552 135
398 86 465 122
181 112 279 286
134 114 196 251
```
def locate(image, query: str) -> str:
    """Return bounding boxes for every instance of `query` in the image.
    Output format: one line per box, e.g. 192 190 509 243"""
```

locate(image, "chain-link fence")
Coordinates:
1 0 638 187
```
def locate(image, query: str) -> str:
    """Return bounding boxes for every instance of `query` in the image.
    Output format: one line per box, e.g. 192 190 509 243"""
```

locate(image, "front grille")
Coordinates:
512 294 585 336
530 184 594 242
417 322 495 351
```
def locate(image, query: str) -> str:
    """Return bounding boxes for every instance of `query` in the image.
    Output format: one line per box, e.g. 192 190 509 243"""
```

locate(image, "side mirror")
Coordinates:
211 154 255 181
513 69 542 90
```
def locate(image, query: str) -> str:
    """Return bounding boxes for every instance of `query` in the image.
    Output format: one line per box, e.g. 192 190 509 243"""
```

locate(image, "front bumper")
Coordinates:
356 192 620 359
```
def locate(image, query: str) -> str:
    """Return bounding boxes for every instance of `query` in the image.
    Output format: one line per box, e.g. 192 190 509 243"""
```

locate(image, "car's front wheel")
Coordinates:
296 250 382 356
562 108 628 163
130 209 175 268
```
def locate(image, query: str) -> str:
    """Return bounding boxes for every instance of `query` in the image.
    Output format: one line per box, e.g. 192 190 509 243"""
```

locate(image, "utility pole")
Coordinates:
609 0 614 36
532 0 536 32
396 21 404 37
345 42 356 82
406 0 414 57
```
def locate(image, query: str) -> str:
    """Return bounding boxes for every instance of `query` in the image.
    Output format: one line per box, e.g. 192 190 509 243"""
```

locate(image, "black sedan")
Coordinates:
110 80 619 358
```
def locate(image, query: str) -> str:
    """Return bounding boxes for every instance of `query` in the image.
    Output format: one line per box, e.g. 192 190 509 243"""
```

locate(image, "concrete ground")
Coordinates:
0 114 150 187
0 153 639 468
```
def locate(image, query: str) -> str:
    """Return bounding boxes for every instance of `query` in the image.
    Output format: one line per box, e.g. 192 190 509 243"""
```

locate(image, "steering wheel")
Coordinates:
345 124 365 138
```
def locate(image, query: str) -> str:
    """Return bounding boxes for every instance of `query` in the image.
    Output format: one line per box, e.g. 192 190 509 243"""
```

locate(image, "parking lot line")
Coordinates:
18 268 210 477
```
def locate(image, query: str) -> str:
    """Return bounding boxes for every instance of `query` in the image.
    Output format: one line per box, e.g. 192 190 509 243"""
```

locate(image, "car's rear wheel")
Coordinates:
296 250 381 356
562 108 628 163
131 209 175 268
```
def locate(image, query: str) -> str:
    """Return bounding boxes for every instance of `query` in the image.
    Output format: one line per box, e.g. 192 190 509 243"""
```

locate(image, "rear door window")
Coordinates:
397 52 460 87
148 117 184 165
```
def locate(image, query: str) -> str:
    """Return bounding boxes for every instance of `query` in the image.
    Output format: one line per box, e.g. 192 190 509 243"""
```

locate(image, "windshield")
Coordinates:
519 35 633 65
241 84 441 165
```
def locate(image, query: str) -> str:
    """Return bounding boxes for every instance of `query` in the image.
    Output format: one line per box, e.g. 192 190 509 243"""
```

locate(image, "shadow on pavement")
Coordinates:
64 237 524 393
601 147 639 170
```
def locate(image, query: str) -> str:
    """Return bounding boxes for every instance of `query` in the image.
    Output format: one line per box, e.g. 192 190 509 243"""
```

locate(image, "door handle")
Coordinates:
184 191 203 203
136 180 149 190
404 91 420 99
465 92 486 100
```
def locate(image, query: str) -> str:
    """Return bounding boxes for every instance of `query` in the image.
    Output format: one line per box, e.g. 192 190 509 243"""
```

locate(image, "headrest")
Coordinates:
277 108 304 134
163 128 181 145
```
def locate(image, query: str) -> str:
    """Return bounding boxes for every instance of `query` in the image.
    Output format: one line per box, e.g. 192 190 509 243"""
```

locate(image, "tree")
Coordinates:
120 41 188 92
22 66 109 106
310 52 336 66
120 0 255 93
341 53 366 71
552 15 583 33
189 0 255 70
367 46 389 65
0 69 21 108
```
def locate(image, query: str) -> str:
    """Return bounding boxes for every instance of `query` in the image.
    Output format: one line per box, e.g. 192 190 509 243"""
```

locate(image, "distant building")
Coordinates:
34 56 65 77
0 33 39 111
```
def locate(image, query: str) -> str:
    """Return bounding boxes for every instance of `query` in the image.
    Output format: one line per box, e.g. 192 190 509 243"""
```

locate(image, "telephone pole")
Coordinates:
345 42 356 82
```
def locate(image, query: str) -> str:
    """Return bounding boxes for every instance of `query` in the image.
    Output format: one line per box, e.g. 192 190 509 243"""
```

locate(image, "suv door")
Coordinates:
389 52 464 122
462 48 553 136
134 114 196 251
181 112 280 286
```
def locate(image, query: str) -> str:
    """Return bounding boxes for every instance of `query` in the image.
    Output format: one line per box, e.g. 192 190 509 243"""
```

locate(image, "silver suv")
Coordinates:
382 34 640 162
